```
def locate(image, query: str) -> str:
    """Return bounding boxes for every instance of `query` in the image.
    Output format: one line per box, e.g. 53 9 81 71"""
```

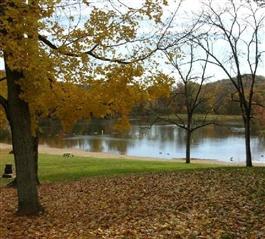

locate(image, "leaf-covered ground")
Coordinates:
1 168 265 239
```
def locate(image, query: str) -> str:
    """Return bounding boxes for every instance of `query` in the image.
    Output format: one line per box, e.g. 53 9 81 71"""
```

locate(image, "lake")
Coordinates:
1 119 265 163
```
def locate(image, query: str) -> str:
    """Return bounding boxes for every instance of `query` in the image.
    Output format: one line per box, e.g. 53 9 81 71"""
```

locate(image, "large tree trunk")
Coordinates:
6 61 43 215
244 117 252 167
7 135 40 187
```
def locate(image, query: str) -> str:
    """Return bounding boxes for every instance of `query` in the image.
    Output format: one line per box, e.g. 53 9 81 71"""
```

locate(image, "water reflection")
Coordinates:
0 120 264 163
63 123 265 163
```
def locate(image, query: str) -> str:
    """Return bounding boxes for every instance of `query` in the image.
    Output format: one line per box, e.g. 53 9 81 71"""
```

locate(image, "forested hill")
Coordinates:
204 75 265 115
206 75 265 88
132 74 265 116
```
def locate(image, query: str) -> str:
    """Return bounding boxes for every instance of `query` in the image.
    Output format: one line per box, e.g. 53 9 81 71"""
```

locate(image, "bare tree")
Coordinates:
160 44 213 163
191 0 265 167
252 0 265 7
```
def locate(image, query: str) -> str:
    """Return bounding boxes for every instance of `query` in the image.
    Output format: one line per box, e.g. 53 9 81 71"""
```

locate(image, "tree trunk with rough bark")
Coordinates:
33 135 40 185
7 135 40 187
6 59 43 215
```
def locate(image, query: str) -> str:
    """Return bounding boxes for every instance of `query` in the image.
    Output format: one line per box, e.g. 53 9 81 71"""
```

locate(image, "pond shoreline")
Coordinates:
1 142 261 166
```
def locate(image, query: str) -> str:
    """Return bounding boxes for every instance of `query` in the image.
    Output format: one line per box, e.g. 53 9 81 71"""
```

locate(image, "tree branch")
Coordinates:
38 34 132 64
38 34 163 64
191 122 215 132
0 95 8 118
0 76 6 82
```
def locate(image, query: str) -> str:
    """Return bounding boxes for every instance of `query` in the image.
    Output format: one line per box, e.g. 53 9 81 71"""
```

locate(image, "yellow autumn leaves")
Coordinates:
0 0 173 132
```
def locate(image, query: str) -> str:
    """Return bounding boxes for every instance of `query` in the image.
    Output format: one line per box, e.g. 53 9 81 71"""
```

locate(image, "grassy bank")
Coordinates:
160 114 242 123
0 150 218 185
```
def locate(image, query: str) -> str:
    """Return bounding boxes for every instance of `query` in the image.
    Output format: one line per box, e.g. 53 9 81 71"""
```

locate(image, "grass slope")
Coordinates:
0 150 217 185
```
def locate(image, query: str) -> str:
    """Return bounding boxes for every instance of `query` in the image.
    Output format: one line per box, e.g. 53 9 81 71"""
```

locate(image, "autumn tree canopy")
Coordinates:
0 0 174 215
0 0 174 129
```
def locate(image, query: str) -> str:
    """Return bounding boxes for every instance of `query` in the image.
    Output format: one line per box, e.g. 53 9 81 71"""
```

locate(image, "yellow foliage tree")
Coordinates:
0 0 170 215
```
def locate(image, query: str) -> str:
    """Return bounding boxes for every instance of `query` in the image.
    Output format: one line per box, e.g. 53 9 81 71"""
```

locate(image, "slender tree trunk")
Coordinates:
185 129 191 164
185 115 192 164
6 60 43 215
244 117 252 167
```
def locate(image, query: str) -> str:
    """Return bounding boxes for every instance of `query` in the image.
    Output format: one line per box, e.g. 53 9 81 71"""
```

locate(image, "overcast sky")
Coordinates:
1 0 265 81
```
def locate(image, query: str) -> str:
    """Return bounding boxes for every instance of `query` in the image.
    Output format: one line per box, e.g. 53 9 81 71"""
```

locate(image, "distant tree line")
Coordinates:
133 75 265 118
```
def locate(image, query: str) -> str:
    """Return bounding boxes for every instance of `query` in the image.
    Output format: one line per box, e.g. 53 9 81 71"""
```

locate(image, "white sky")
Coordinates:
171 0 265 81
0 59 3 70
1 0 265 81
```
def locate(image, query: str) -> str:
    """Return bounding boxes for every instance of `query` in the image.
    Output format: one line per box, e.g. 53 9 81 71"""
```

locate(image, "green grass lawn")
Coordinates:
0 150 219 185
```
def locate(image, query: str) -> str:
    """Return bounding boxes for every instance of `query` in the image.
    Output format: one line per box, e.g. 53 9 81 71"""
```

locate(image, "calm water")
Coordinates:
1 120 265 163
64 123 265 163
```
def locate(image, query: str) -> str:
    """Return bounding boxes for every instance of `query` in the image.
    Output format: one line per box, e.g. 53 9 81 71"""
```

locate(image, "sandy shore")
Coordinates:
0 142 247 165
